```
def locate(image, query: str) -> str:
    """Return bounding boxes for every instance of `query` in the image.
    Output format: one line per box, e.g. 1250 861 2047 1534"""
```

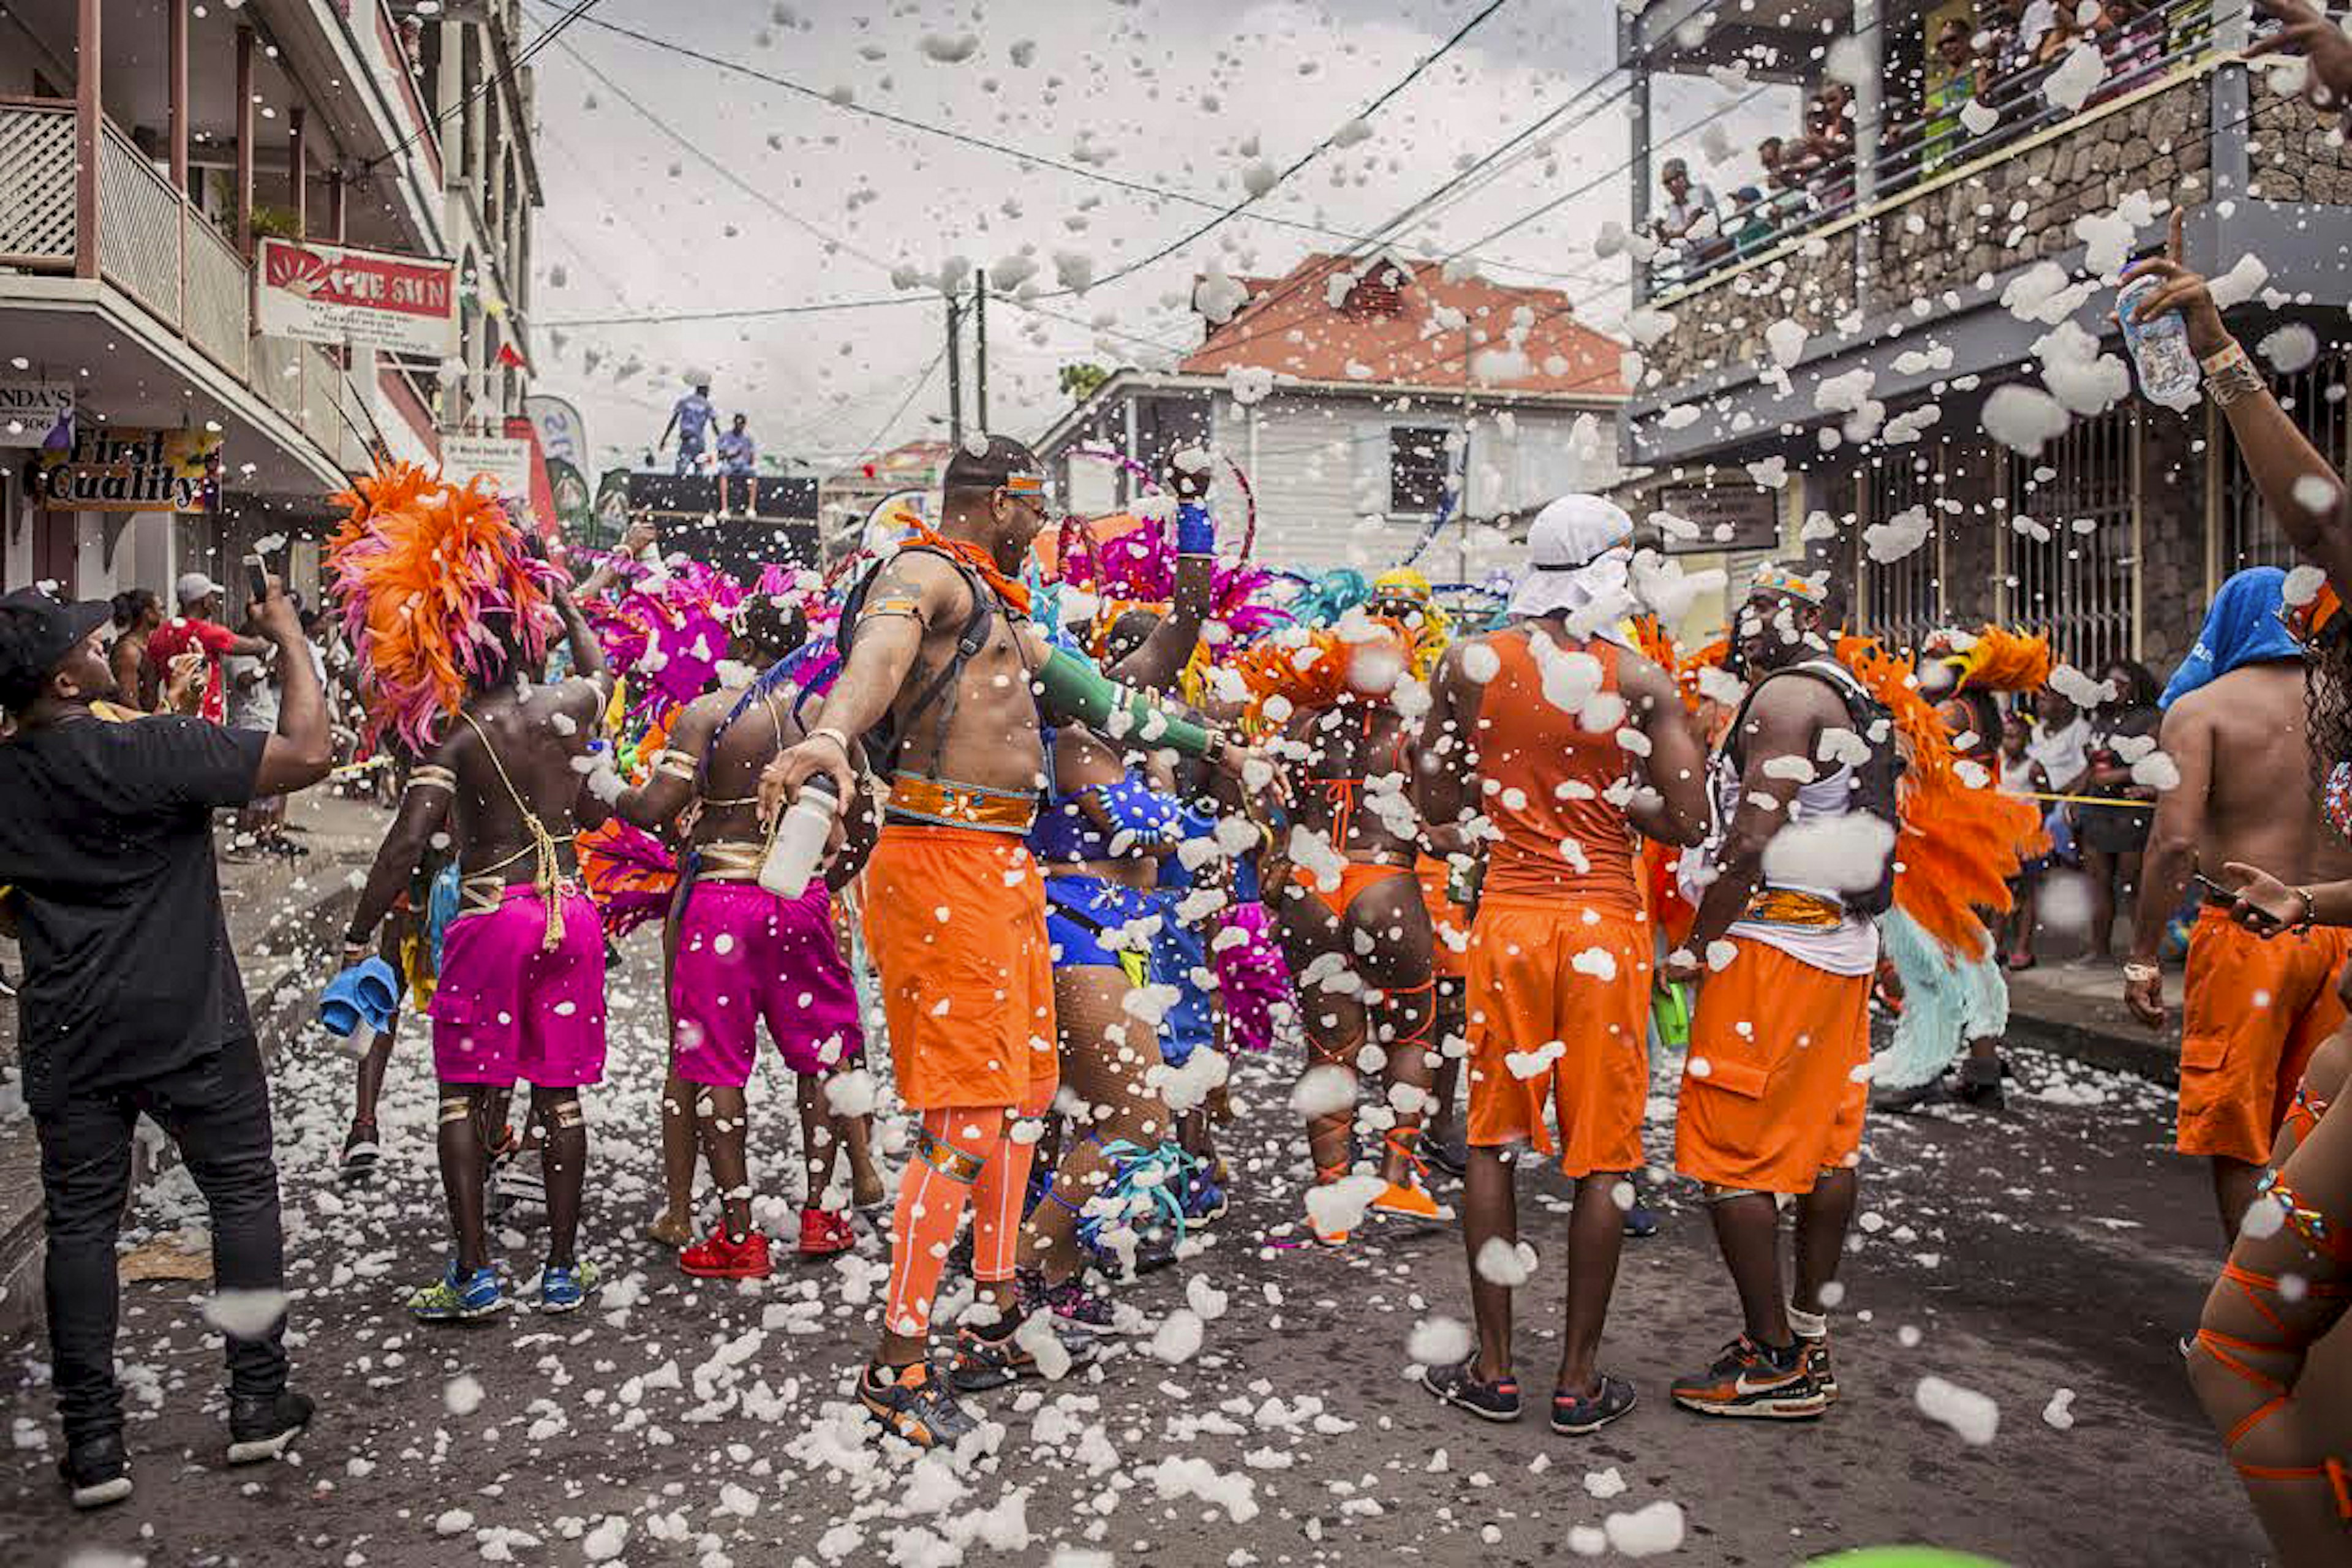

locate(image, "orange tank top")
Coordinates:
1472 628 1641 912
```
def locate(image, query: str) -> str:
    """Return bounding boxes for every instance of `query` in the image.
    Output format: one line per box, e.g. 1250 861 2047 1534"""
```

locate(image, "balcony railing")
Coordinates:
0 97 366 480
1645 0 2223 300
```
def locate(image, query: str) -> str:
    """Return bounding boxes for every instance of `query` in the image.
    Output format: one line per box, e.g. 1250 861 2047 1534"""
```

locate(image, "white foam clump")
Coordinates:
1150 1307 1205 1365
2043 1387 2078 1430
824 1068 879 1117
1147 1455 1260 1523
1474 1236 1539 1286
2073 190 2157 275
1407 1315 1472 1367
2129 750 2182 792
918 32 980 62
1765 318 1808 368
1982 384 2071 456
1960 97 2000 135
2209 253 2271 310
1193 265 1251 325
582 1517 630 1562
1585 1466 1627 1498
2034 320 2130 416
1305 1174 1387 1238
1916 1375 2002 1444
201 1288 290 1339
1864 504 1934 564
1290 1062 1357 1119
2000 260 2094 326
1187 1275 1230 1321
2260 323 2321 374
1625 307 1678 347
1148 1047 1231 1115
1605 1500 1687 1556
2285 563 2329 607
2047 662 2109 707
443 1373 484 1416
2043 41 2106 111
1762 813 1896 894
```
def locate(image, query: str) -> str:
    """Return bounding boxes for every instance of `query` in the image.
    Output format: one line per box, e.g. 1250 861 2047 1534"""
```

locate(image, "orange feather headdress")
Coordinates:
327 461 564 753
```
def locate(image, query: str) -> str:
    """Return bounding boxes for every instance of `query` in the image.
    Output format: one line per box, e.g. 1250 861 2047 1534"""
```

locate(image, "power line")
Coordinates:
367 0 603 170
543 295 926 328
530 0 1587 286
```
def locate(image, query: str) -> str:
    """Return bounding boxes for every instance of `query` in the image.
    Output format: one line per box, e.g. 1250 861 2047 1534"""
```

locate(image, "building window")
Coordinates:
2007 407 2135 668
1390 426 1452 516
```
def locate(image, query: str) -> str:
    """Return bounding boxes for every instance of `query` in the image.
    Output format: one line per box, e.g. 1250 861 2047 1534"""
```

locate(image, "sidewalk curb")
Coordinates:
2003 1007 2180 1087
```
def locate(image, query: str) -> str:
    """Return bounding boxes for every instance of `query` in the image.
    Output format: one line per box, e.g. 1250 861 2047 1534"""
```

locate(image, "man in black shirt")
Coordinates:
0 581 333 1508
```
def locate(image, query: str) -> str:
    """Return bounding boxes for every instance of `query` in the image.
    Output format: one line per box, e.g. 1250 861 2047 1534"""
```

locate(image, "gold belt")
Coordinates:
885 773 1037 834
1743 888 1845 928
694 840 768 884
459 872 582 918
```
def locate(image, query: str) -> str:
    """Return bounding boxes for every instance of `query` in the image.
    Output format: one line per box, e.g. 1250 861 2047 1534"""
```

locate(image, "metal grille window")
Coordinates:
1855 447 1946 652
1389 426 1452 516
2218 350 2350 576
2006 408 2135 668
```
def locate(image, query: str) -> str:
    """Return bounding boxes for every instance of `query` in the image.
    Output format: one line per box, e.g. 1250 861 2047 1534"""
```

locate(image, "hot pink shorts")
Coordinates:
671 880 863 1085
428 886 608 1088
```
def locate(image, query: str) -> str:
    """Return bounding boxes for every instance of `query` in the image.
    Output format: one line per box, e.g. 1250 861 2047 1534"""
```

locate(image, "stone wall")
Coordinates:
1643 80 2215 391
2247 91 2352 205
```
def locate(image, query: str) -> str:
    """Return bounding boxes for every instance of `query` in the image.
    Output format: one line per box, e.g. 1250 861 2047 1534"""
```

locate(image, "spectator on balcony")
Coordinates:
2098 0 2168 86
2036 0 2108 66
1649 158 1722 274
1783 82 1856 205
1921 18 1985 172
1727 186 1777 255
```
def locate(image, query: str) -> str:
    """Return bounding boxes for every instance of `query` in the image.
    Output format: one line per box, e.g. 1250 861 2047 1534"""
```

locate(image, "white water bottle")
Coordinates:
760 772 841 897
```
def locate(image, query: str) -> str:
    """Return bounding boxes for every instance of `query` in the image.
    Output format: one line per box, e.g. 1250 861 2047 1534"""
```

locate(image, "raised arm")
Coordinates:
617 693 725 830
549 579 612 699
2125 697 2214 1028
342 742 461 960
2123 210 2352 589
1620 652 1711 846
1106 463 1219 692
252 583 334 796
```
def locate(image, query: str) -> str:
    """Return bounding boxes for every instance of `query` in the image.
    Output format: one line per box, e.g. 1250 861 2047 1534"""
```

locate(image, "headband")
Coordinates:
1751 564 1829 606
1001 473 1045 496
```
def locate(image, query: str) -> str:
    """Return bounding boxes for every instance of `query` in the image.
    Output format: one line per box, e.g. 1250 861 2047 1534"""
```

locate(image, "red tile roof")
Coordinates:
1179 254 1625 398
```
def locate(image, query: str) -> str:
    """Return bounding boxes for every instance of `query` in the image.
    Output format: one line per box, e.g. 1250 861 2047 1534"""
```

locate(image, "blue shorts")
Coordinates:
1150 904 1215 1068
1043 874 1161 974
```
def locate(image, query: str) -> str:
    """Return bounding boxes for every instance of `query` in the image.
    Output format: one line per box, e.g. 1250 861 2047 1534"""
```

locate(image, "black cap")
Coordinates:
0 587 115 711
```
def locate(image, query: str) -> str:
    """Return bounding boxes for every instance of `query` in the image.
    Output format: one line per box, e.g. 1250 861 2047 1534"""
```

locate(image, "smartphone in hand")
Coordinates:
244 554 271 606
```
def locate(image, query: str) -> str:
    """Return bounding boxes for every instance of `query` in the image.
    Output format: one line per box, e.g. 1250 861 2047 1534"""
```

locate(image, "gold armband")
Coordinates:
653 748 699 781
406 765 458 794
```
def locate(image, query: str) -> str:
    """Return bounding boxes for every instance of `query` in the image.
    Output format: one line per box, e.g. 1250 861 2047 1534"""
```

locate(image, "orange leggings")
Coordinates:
881 1098 1048 1340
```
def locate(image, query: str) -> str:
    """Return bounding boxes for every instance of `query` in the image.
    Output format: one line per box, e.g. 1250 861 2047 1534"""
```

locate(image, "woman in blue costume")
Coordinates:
1016 462 1224 1324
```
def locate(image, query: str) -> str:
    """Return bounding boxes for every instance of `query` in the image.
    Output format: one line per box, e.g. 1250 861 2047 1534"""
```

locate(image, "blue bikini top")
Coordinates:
1031 769 1186 865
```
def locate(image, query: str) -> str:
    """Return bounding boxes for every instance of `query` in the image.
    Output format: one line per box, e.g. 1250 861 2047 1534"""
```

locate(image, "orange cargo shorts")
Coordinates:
1464 897 1653 1178
860 823 1058 1114
1675 939 1872 1196
2177 907 2351 1166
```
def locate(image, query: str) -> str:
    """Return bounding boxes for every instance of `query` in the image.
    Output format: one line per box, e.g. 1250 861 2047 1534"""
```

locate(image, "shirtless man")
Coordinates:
2126 567 2352 1244
1668 565 1896 1420
108 590 161 711
1413 496 1709 1435
617 594 878 1277
344 576 615 1321
760 436 1256 1447
1262 618 1447 1235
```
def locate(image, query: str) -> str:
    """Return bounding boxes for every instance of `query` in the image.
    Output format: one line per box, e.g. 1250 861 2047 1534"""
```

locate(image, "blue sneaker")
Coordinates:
409 1261 505 1322
538 1260 598 1314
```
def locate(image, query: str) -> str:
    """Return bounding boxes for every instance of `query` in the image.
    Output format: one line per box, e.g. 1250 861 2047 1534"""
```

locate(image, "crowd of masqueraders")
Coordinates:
6 34 2352 1566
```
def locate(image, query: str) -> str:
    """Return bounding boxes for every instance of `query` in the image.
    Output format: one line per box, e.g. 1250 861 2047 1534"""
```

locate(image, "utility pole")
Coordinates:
973 272 990 434
945 288 965 450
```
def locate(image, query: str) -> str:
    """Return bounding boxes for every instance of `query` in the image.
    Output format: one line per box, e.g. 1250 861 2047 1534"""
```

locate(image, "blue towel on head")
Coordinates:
2160 565 2303 709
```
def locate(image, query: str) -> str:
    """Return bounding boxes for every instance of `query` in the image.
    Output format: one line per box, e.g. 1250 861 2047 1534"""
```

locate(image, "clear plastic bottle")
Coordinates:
2116 275 2201 409
759 772 841 897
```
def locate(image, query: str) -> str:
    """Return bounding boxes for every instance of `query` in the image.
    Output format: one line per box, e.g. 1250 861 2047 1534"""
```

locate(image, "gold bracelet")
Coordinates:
2203 341 2266 407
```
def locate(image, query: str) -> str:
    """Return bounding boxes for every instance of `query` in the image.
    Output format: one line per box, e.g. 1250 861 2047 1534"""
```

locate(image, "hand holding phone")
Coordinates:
244 554 272 606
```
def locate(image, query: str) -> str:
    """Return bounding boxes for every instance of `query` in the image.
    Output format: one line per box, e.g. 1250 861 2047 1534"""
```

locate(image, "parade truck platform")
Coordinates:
622 472 821 579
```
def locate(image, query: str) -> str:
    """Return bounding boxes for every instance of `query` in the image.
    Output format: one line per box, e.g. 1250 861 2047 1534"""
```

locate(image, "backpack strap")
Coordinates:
843 544 1009 779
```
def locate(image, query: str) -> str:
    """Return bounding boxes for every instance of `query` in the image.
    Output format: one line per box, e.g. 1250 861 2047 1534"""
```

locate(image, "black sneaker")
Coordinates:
1551 1373 1638 1435
859 1360 979 1449
1670 1335 1826 1420
1422 1126 1469 1182
948 1313 1098 1393
1623 1188 1662 1238
1796 1332 1838 1402
59 1432 132 1509
227 1390 314 1464
1873 1075 1951 1115
1954 1057 2007 1110
1420 1355 1523 1422
1018 1270 1133 1335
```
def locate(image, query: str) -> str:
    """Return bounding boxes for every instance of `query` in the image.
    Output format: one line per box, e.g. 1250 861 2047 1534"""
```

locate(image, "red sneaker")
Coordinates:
799 1206 856 1260
679 1228 773 1280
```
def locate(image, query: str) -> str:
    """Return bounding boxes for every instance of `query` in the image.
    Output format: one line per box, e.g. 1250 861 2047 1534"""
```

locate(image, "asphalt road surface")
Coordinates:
1 929 2278 1567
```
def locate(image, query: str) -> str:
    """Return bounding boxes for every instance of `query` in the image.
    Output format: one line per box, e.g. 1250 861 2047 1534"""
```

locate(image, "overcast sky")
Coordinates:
524 0 1790 475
